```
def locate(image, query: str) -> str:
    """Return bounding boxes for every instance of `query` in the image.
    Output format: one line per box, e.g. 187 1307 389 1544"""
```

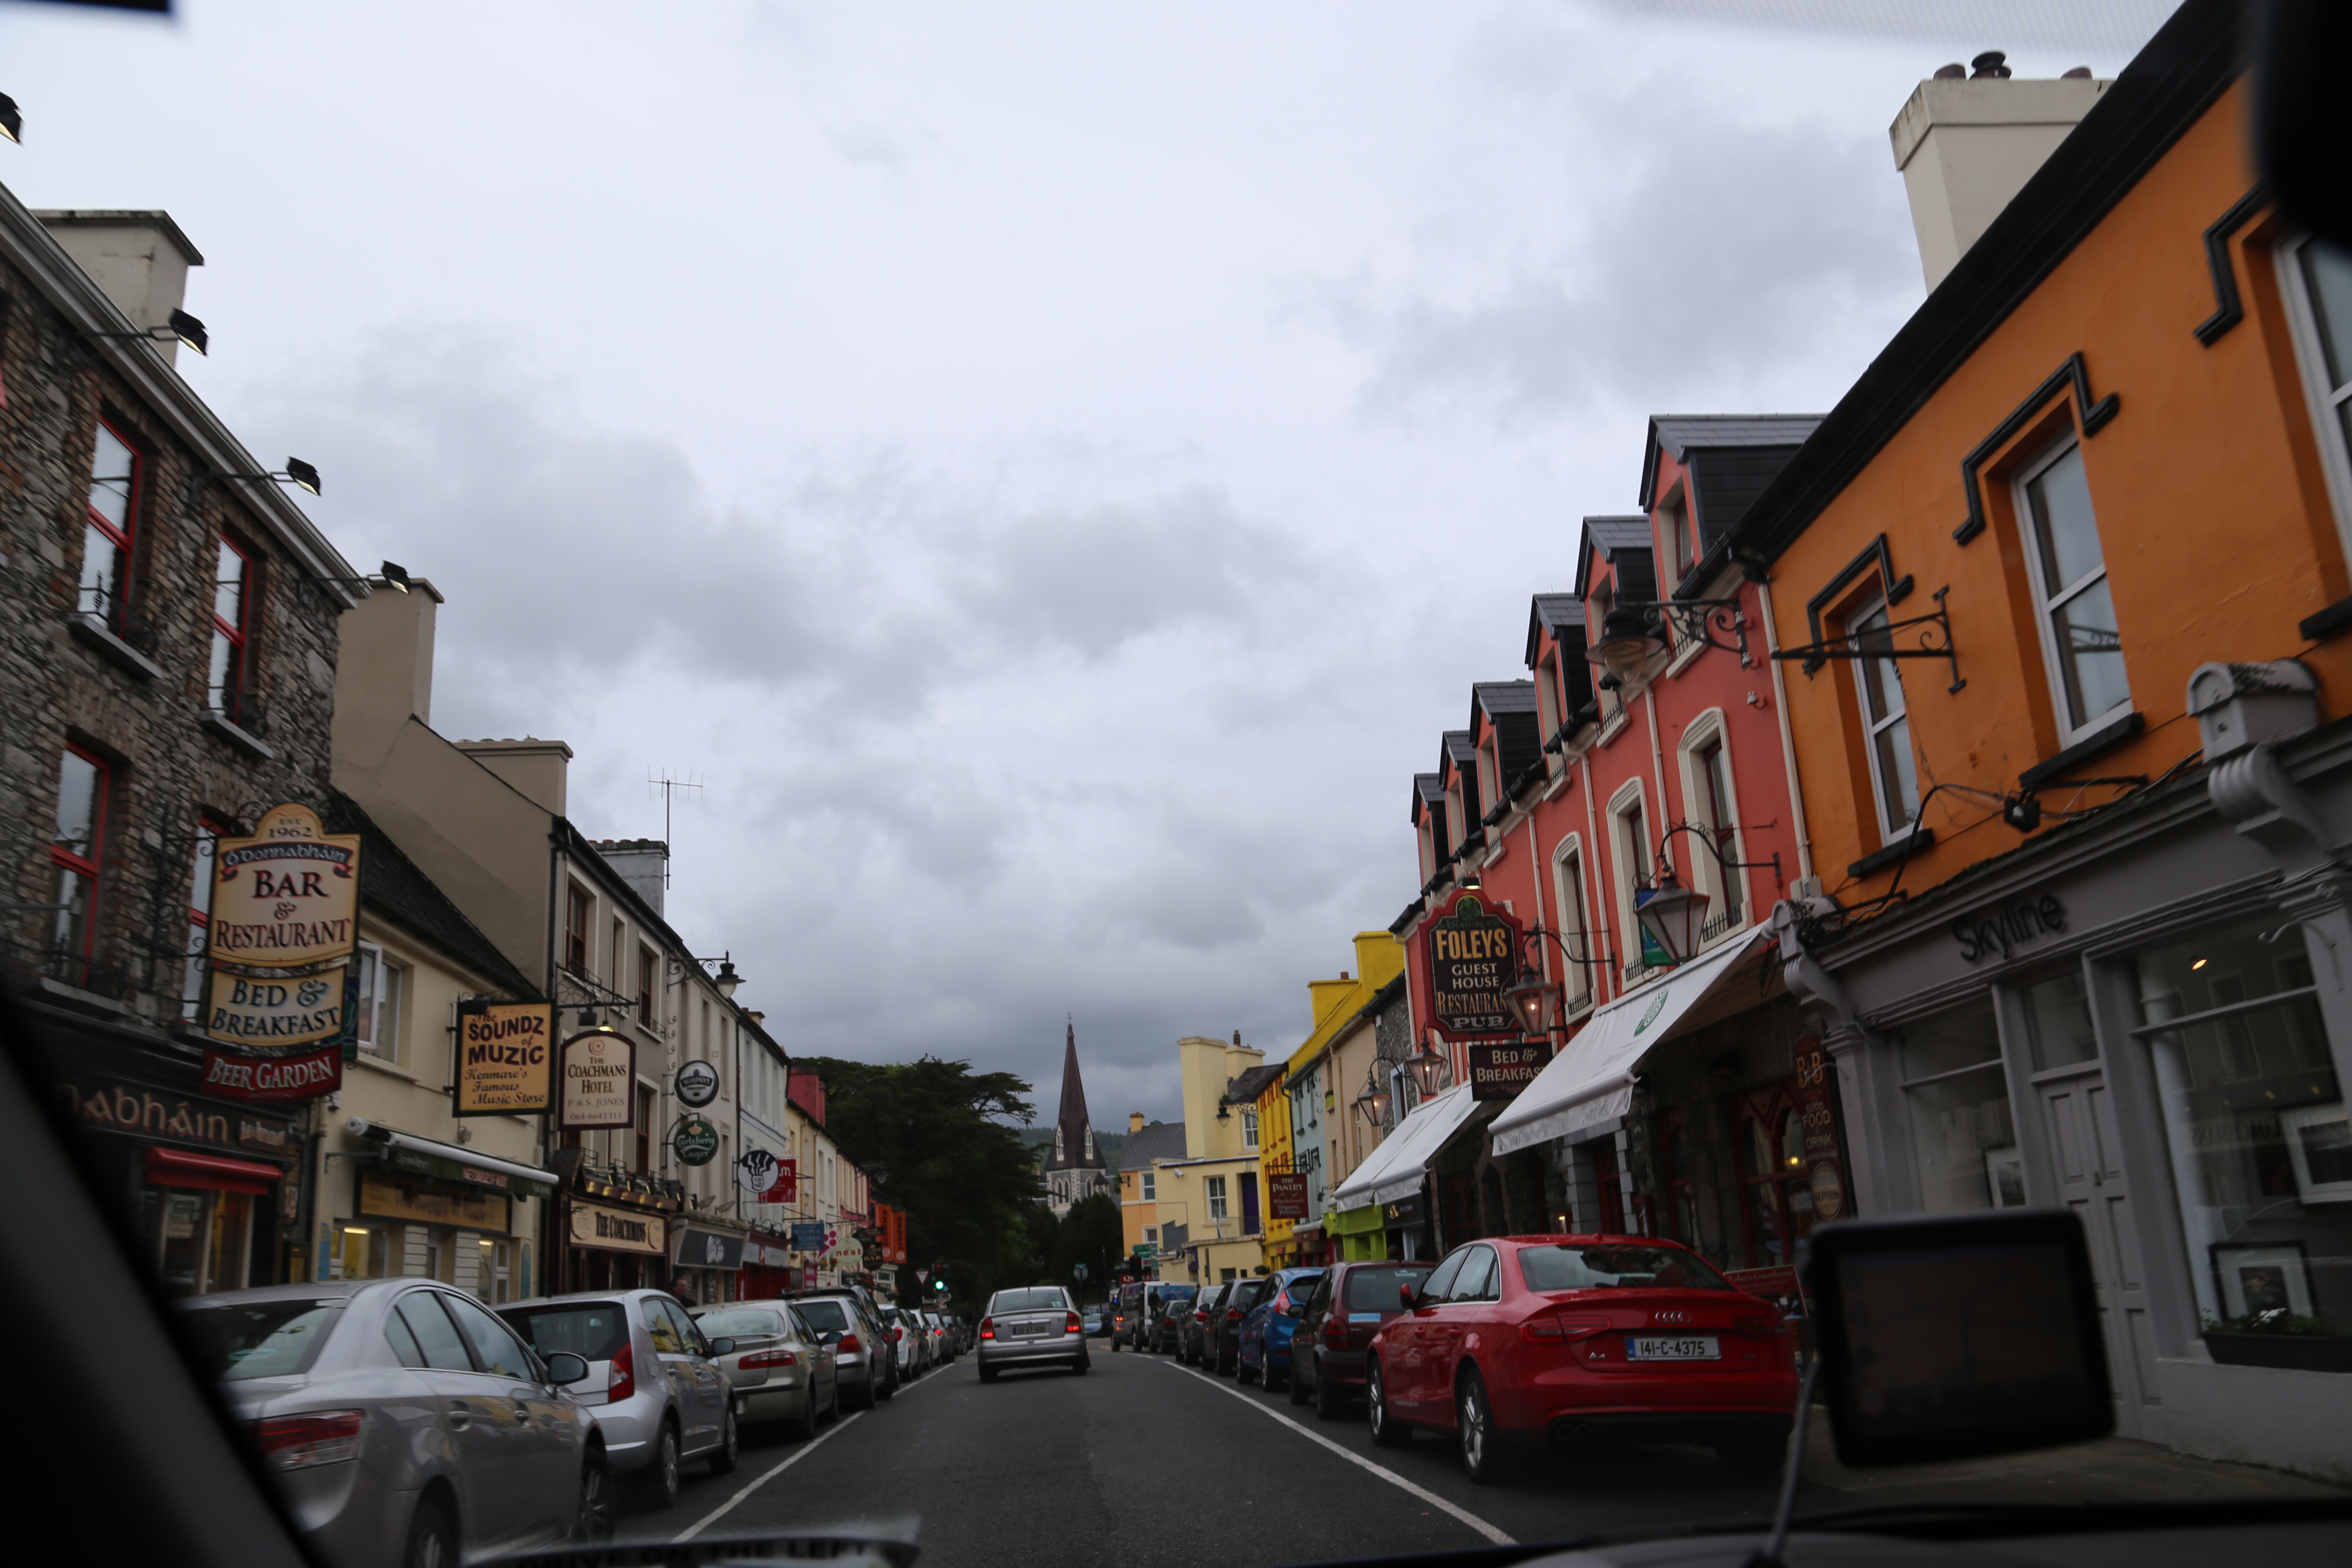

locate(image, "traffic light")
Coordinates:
933 1277 947 1292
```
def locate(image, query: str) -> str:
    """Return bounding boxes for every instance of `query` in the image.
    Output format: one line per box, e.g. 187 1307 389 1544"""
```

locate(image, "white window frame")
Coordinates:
1848 592 1921 841
2278 233 2352 555
354 941 403 1064
1206 1174 1229 1221
1552 833 1595 1012
1677 711 1747 941
1241 1106 1259 1148
1142 1170 1156 1201
2013 435 2129 746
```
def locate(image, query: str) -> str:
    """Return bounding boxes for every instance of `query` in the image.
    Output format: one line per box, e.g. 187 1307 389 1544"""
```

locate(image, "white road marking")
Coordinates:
673 1361 952 1541
1159 1360 1515 1546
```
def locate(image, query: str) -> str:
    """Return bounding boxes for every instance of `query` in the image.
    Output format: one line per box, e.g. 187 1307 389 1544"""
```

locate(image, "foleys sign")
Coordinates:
558 1029 636 1129
1424 892 1524 1038
455 1002 553 1116
1953 894 2066 963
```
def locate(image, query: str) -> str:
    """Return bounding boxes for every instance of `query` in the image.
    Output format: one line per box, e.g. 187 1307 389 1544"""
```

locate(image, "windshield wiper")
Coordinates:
490 1528 920 1567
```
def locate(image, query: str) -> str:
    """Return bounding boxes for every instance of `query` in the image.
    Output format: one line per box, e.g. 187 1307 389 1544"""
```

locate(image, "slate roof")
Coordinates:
1471 681 1538 717
1441 731 1478 768
322 790 539 998
1648 414 1826 459
1044 1022 1105 1171
1118 1119 1188 1171
1225 1063 1286 1105
1525 595 1593 710
1471 682 1545 796
1577 516 1658 601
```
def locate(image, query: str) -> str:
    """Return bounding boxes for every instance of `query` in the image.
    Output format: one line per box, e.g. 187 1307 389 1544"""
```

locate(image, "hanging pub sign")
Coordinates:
202 962 350 1050
1267 1172 1312 1220
1468 1038 1553 1101
455 1001 554 1116
208 804 362 971
1424 891 1524 1038
201 1043 343 1102
1793 1035 1848 1222
675 1059 720 1109
557 1029 636 1129
673 1116 720 1166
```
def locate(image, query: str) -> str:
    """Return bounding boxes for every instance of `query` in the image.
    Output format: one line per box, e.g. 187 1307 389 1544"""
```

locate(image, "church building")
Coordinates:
1042 1022 1112 1216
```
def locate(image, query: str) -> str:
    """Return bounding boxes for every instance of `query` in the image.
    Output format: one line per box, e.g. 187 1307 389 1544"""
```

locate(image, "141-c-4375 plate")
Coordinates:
1623 1335 1720 1361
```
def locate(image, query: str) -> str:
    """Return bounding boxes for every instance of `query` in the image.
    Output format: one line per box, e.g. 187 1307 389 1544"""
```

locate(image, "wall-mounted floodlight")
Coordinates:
0 95 22 146
82 307 208 357
214 459 323 496
316 561 413 597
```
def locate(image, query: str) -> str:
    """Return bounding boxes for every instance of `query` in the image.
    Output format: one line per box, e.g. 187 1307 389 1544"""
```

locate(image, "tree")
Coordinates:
797 1056 1045 1309
1047 1193 1124 1304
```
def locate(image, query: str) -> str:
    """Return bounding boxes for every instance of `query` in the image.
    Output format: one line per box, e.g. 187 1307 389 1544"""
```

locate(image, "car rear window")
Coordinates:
180 1298 340 1382
695 1308 784 1338
503 1302 631 1360
1517 1243 1733 1293
793 1299 851 1334
1342 1265 1433 1311
990 1288 1066 1313
1229 1281 1268 1309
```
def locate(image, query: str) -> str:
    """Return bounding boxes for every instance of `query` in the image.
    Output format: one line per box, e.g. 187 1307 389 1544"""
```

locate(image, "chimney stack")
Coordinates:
1130 1112 1145 1133
35 211 204 366
1890 55 2109 291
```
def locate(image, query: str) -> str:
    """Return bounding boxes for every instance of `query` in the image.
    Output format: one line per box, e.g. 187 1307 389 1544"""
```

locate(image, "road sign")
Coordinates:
916 1268 930 1284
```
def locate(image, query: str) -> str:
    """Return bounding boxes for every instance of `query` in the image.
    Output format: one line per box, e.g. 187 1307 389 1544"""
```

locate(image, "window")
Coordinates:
2021 970 2099 1072
1241 1106 1259 1148
2136 918 2349 1344
1141 1170 1156 1201
2282 237 2352 539
1690 733 1741 928
610 918 625 987
2016 439 2129 742
1590 582 1624 720
1555 844 1593 1010
1735 1092 1816 1267
49 746 108 985
1536 651 1561 739
564 884 591 974
1206 1174 1228 1221
444 1291 533 1378
1655 1111 1697 1246
636 1085 657 1173
79 419 138 628
393 1294 474 1371
475 1238 512 1304
354 942 403 1063
1449 1244 1498 1302
181 818 226 1020
1851 597 1920 839
1478 736 1500 815
1617 792 1663 972
1899 1006 2022 1211
1663 487 1694 575
208 536 254 725
637 942 657 1026
1142 1224 1159 1247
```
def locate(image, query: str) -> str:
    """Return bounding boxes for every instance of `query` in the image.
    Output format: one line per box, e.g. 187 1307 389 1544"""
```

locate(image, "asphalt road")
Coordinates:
612 1338 1847 1567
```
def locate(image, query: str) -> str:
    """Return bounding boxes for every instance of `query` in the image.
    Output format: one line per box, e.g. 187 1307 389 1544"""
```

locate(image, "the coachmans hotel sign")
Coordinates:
200 804 362 1105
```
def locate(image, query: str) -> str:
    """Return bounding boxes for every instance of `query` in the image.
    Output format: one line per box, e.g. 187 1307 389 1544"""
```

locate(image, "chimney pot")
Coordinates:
1970 50 2011 80
2061 65 2092 80
1934 63 1966 80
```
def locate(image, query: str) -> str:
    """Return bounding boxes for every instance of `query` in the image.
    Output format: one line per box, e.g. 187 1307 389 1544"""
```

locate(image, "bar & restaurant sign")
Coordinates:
200 803 362 1103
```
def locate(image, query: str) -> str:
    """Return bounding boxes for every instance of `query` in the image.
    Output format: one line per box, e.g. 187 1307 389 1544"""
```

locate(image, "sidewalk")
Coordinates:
1799 1408 2348 1507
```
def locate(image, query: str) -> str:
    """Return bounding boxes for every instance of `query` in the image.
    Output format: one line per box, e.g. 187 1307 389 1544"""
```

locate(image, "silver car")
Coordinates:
691 1300 840 1437
879 1304 927 1377
977 1286 1089 1381
786 1289 898 1408
500 1289 739 1511
182 1279 608 1568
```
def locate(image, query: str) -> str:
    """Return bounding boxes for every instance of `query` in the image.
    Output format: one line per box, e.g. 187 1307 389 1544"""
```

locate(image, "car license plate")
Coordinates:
1625 1335 1719 1361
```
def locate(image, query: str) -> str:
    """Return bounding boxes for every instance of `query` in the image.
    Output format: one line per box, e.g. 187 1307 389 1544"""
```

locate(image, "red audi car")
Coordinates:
1364 1234 1800 1483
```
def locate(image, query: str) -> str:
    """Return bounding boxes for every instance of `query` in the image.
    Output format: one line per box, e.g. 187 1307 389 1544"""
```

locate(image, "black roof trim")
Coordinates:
1640 415 1828 510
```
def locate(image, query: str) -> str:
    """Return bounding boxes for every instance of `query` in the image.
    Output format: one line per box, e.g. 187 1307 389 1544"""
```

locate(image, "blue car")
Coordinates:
1235 1267 1324 1390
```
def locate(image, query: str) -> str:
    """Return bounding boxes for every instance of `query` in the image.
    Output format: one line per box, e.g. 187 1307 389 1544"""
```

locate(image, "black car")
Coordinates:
1211 1277 1269 1375
1145 1283 1195 1352
1286 1260 1433 1420
1179 1281 1228 1363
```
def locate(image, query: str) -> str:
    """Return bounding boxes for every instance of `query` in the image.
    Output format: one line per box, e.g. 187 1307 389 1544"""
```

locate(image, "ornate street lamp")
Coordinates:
1586 602 1665 688
1353 1068 1392 1129
1409 1034 1450 1098
1634 866 1711 967
1506 973 1559 1038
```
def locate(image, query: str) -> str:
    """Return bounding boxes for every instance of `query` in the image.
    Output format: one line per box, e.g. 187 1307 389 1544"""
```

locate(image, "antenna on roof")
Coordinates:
647 769 704 886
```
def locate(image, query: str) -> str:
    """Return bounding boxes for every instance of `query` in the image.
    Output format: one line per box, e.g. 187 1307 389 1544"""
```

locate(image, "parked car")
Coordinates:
1082 1306 1110 1338
923 1309 954 1363
181 1280 610 1566
1289 1259 1434 1421
1364 1235 1801 1483
1142 1283 1195 1352
786 1289 897 1408
1178 1281 1228 1364
1212 1277 1271 1375
877 1303 927 1378
1109 1285 1137 1349
690 1300 839 1439
500 1289 738 1510
1238 1267 1325 1389
977 1286 1089 1380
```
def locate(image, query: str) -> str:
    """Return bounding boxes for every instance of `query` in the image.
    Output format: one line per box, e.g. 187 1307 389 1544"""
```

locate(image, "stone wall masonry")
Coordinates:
1 249 342 1022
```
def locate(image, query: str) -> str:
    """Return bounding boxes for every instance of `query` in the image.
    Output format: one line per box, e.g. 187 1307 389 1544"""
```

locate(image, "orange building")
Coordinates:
1731 0 2350 1476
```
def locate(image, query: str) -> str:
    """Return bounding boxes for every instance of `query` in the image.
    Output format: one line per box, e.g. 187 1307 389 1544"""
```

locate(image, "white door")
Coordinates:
2035 1067 2159 1437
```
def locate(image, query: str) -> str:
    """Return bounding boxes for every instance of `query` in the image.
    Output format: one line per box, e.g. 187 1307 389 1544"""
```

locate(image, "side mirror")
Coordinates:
820 1329 843 1346
1285 1300 1307 1319
543 1352 590 1386
704 1337 736 1358
1400 1282 1419 1311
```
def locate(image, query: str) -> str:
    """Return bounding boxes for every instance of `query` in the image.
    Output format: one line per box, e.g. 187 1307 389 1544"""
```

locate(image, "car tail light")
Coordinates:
255 1410 363 1470
1065 1311 1081 1333
608 1341 635 1403
1739 1316 1799 1343
979 1318 995 1340
1521 1313 1613 1344
1323 1315 1348 1346
1224 1308 1243 1322
891 1326 903 1342
740 1350 799 1370
838 1333 863 1355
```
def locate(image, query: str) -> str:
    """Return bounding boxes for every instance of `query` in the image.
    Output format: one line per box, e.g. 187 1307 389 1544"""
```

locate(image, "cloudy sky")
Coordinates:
2 0 2177 1123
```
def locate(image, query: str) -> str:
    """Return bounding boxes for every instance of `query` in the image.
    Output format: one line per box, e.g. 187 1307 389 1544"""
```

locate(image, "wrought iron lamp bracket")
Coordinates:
1650 597 1752 666
1774 585 1964 693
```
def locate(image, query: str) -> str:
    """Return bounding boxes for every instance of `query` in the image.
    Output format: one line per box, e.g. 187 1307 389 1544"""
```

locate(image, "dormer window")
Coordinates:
1662 485 1694 575
1536 651 1561 738
1479 736 1500 809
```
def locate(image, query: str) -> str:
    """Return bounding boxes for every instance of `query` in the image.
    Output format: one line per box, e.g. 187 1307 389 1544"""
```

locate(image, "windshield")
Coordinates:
1519 1243 1734 1294
178 1300 340 1382
9 4 2340 1564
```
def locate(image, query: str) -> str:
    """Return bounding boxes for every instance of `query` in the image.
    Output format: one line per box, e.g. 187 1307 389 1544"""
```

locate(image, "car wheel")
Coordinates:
1457 1368 1509 1484
1074 1355 1090 1375
708 1406 739 1476
1367 1360 1410 1447
576 1449 616 1542
978 1363 999 1384
1286 1362 1310 1405
1236 1352 1255 1383
404 1496 456 1568
1716 1438 1785 1482
1314 1362 1346 1422
787 1382 818 1440
824 1379 842 1424
638 1422 682 1510
876 1368 896 1401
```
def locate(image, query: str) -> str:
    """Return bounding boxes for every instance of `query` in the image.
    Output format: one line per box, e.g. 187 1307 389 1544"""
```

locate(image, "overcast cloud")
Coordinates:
0 1 2175 1123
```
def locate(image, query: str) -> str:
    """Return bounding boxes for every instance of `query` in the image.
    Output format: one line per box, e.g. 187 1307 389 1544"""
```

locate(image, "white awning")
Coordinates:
1329 1084 1480 1211
1488 931 1773 1157
377 1128 559 1199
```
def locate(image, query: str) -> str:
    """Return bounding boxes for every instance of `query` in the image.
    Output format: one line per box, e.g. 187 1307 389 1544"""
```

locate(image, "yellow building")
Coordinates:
1152 1033 1275 1284
1115 1112 1186 1270
1266 932 1404 1265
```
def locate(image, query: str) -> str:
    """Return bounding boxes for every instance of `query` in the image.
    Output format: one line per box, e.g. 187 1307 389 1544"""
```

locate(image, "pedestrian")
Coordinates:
671 1278 699 1308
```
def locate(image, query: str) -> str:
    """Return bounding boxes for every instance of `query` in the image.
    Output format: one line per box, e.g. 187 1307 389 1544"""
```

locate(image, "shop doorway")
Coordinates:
2034 1064 2158 1437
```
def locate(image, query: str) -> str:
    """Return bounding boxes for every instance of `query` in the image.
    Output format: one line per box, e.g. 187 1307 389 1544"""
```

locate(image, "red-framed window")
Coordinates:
181 816 229 1018
50 746 110 981
208 536 253 723
79 419 140 628
1733 1088 1816 1268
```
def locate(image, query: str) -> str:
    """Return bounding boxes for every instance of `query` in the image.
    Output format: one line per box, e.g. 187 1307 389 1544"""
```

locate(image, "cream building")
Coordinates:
1152 1032 1272 1285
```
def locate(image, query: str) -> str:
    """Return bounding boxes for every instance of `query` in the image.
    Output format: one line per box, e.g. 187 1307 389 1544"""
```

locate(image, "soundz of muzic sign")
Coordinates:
1425 892 1524 1039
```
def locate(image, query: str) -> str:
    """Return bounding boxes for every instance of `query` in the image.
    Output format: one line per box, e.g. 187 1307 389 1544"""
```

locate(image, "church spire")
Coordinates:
1045 1017 1103 1171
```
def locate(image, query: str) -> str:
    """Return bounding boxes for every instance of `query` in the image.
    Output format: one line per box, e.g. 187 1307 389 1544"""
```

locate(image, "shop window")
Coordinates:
1735 1092 1816 1267
2280 236 2352 547
1850 596 1921 840
2015 438 2130 744
1899 1005 2023 1211
79 418 139 629
181 817 227 1020
477 1238 513 1304
208 535 255 726
354 943 404 1065
156 1188 251 1297
335 1224 391 1280
2022 970 2100 1072
49 746 109 988
1207 1175 1229 1222
564 883 591 975
2134 918 2349 1342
